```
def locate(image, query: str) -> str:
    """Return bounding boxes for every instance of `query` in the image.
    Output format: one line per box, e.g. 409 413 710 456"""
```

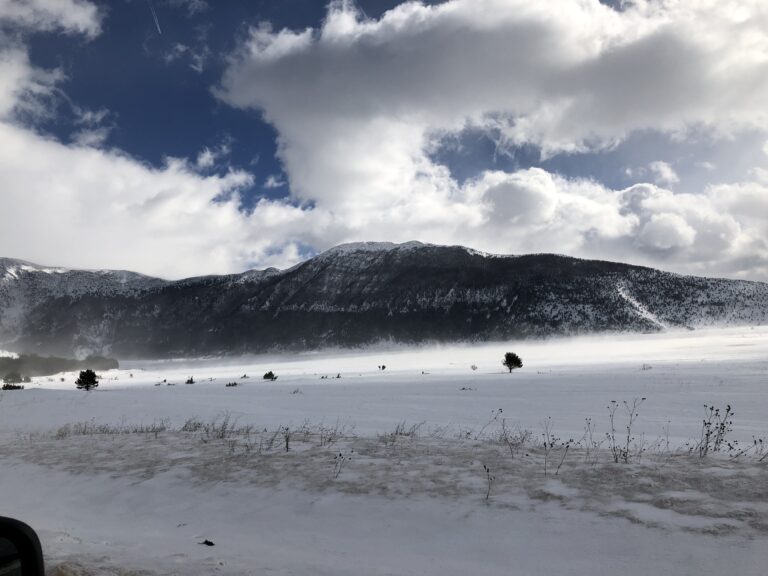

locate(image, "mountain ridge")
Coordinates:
2 242 767 359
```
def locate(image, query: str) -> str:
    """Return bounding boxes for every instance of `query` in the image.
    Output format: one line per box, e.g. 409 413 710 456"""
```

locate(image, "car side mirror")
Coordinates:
0 517 45 576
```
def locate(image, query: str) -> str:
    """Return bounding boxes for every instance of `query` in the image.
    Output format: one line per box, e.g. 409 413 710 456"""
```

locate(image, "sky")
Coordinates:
0 0 767 281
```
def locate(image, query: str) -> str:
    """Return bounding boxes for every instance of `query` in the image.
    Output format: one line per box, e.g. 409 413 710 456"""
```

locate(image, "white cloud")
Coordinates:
648 161 680 186
264 174 285 189
195 147 215 169
69 105 111 147
73 106 108 126
0 0 101 37
163 40 210 73
209 0 768 279
71 126 110 147
0 47 61 120
0 120 259 278
194 141 231 170
220 0 768 156
1 0 767 282
637 213 696 251
0 14 312 279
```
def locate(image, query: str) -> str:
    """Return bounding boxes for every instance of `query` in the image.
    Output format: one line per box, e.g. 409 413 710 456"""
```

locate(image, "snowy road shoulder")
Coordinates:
1 425 767 575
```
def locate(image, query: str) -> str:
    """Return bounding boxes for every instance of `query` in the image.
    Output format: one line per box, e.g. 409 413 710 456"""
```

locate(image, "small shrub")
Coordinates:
75 369 99 391
695 404 736 458
225 382 238 387
2 383 24 390
333 449 353 479
185 376 195 384
263 371 277 381
483 464 495 500
606 398 646 463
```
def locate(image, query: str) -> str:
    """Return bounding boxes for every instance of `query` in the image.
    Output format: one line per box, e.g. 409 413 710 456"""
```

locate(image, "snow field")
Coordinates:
0 326 767 574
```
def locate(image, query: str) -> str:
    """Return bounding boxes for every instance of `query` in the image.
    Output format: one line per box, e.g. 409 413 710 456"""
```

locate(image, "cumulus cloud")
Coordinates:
209 0 768 279
220 0 768 155
0 1 312 278
637 213 696 251
1 0 767 281
0 52 313 278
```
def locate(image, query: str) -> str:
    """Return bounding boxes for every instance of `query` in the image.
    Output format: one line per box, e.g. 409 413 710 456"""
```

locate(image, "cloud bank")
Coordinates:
213 0 768 280
0 0 767 280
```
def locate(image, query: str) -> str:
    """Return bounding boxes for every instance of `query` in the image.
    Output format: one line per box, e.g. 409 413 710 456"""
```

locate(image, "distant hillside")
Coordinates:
1 242 767 358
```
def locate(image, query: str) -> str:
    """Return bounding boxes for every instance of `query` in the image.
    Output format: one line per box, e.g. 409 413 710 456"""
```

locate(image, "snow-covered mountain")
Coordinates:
1 243 767 358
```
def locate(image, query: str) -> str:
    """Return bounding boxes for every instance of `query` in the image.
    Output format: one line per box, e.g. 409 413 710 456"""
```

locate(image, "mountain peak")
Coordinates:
2 245 767 358
319 241 429 257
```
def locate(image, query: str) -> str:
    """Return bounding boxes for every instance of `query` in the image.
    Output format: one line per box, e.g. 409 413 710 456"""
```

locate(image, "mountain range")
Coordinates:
1 242 767 359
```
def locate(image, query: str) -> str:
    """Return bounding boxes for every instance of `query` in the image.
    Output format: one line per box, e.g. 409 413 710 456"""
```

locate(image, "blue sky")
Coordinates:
0 0 767 280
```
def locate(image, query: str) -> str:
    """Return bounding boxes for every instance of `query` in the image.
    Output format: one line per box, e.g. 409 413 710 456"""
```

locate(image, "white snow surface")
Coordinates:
1 326 767 575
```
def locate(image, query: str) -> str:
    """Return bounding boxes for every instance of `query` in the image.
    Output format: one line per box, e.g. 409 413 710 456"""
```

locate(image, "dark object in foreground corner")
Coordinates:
0 517 45 576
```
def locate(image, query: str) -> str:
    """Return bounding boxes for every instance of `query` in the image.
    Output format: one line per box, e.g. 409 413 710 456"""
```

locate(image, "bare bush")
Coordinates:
694 404 736 458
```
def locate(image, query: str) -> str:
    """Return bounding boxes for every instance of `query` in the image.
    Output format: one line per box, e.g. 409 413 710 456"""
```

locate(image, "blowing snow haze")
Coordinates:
0 0 766 282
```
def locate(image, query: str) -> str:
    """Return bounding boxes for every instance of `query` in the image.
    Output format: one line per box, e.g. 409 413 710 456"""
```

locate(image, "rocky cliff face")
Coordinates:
2 242 767 358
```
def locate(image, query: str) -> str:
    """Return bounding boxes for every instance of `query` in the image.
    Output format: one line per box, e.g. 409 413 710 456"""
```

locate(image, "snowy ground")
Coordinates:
1 327 767 575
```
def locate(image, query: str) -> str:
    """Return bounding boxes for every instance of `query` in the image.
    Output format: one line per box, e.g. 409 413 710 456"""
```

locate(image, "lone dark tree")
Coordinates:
75 369 99 391
502 352 523 373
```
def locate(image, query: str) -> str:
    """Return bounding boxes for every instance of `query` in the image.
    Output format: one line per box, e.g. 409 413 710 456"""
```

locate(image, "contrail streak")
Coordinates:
147 0 162 34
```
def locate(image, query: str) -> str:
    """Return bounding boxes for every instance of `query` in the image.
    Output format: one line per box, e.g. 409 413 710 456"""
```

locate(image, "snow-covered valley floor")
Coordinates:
1 327 767 575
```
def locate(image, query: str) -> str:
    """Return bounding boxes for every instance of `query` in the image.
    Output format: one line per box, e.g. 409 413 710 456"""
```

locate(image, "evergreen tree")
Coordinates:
502 352 523 373
75 369 99 391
